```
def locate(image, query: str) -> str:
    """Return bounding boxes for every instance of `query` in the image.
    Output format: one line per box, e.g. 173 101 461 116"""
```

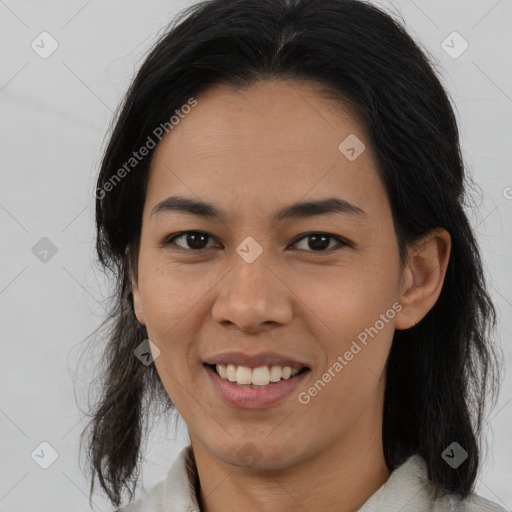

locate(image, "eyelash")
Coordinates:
163 231 352 253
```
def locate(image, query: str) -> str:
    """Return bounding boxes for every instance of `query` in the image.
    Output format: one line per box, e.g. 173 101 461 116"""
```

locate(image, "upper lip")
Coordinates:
203 351 309 370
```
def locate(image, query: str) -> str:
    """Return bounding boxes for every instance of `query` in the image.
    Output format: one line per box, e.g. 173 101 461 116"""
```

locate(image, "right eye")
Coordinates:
163 231 219 251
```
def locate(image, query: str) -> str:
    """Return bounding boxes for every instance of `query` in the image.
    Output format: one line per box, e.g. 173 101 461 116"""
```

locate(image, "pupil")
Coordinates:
309 234 329 251
187 232 208 249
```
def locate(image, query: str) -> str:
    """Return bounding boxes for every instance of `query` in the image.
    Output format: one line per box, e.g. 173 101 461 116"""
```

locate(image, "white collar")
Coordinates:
123 445 506 512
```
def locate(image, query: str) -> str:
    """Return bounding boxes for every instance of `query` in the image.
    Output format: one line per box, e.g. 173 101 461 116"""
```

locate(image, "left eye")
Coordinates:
163 231 350 252
291 233 349 252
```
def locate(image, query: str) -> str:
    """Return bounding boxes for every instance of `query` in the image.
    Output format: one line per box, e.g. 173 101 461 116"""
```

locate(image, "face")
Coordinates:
131 80 406 470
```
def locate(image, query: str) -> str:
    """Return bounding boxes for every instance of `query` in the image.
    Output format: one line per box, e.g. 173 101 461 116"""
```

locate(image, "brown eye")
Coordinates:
163 231 351 253
291 233 350 252
164 231 217 251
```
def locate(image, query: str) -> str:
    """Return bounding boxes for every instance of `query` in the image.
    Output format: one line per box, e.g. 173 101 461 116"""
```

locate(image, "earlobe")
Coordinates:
395 228 451 330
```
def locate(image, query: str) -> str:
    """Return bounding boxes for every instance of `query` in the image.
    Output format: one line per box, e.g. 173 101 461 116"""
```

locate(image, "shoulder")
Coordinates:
111 445 200 512
109 475 170 512
359 454 508 511
114 499 144 512
411 455 509 512
433 489 509 511
113 503 142 512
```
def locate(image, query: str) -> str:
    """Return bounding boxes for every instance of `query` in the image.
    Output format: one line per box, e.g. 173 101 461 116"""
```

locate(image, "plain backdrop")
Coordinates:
0 0 511 510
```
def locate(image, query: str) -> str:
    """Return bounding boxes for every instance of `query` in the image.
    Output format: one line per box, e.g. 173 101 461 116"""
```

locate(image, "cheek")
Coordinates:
136 266 198 385
136 255 223 378
299 318 393 427
295 259 397 396
296 260 398 335
138 255 211 332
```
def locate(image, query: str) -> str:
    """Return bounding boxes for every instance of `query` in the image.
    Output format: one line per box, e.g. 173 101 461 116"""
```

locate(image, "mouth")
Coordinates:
204 363 310 388
203 362 311 409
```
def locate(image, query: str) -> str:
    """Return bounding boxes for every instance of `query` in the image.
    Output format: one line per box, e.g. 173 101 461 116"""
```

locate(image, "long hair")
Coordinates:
80 0 502 507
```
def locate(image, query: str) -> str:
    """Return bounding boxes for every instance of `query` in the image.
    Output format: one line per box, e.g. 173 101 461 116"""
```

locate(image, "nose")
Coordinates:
211 253 293 332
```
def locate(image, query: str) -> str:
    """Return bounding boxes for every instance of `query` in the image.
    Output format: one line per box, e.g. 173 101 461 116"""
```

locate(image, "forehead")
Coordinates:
146 80 387 221
160 80 366 157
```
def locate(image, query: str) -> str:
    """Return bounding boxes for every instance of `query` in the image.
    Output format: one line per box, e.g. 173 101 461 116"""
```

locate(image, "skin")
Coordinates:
131 80 451 512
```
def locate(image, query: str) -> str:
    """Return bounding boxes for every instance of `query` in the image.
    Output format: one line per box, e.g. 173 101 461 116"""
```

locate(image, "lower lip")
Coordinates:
204 365 310 409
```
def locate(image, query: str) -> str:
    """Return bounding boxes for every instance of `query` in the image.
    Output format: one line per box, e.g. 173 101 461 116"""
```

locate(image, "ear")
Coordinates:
126 245 146 326
395 228 451 330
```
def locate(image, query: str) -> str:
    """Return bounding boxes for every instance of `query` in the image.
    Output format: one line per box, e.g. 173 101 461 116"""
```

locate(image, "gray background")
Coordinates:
0 0 511 510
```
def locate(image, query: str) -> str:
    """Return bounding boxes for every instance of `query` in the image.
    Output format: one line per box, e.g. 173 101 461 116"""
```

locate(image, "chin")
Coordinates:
213 437 302 471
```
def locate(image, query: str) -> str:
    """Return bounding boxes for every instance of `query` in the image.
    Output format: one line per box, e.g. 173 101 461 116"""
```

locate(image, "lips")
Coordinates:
203 351 310 370
204 363 311 408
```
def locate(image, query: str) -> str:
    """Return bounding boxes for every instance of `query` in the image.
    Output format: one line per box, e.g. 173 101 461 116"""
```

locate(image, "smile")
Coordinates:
204 363 311 409
209 363 308 387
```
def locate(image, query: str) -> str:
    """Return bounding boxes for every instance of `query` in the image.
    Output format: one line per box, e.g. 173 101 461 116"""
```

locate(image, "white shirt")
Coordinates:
116 446 508 511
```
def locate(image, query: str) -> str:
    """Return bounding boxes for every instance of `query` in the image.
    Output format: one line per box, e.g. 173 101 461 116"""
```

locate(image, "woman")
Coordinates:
81 0 506 510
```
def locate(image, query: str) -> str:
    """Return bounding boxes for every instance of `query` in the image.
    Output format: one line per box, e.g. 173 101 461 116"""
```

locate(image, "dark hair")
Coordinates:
80 0 502 507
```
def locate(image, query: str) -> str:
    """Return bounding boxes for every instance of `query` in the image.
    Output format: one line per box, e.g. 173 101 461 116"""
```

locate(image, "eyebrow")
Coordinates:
151 195 367 222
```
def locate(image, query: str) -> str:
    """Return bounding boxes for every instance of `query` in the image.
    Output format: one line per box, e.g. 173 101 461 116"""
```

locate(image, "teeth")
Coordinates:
252 366 270 386
217 364 228 380
226 364 237 382
236 365 252 385
269 365 282 382
214 364 301 386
